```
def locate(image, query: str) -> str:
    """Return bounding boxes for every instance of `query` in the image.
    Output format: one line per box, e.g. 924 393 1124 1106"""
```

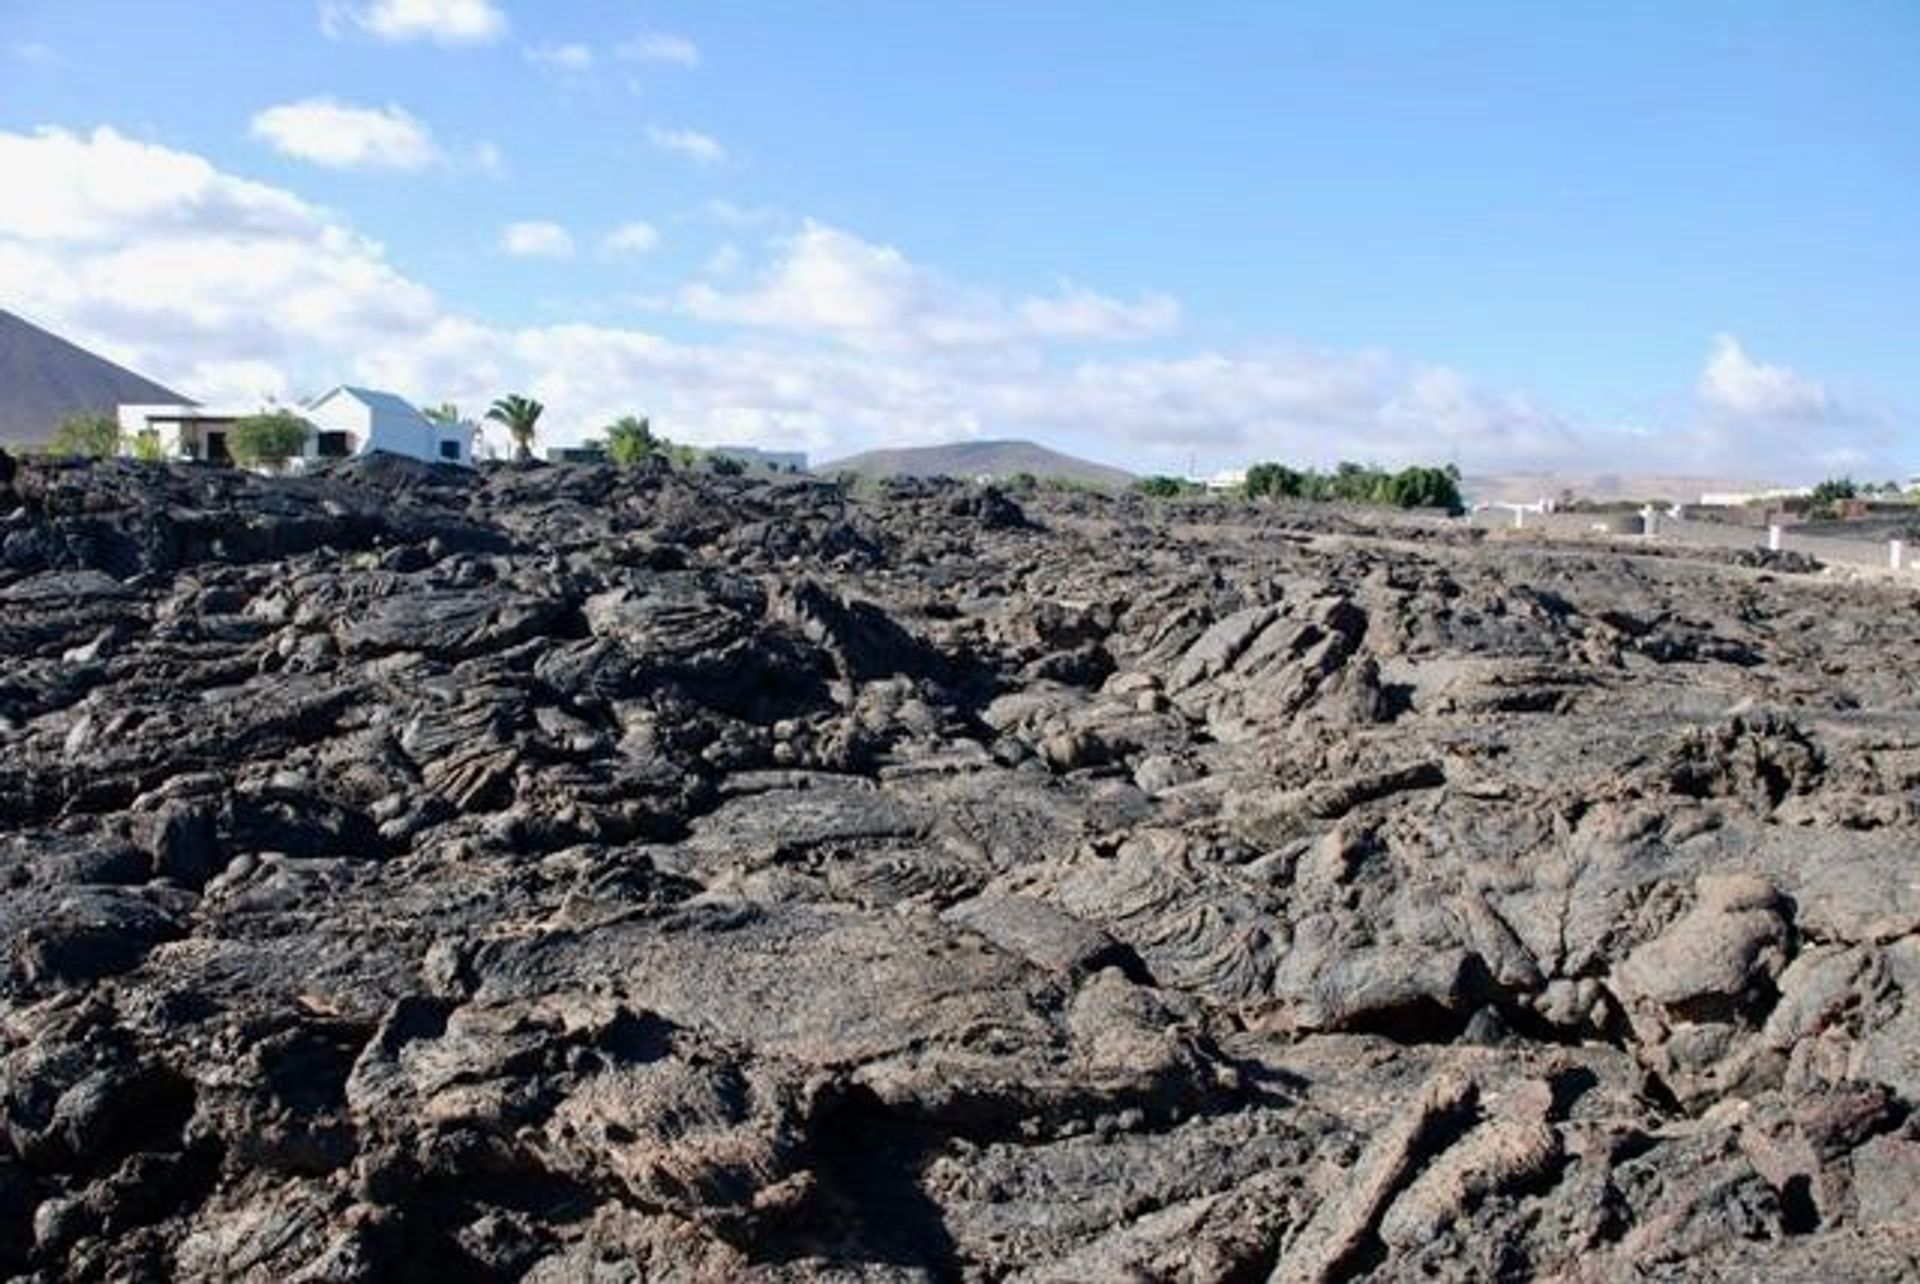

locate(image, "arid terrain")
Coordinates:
2 450 1919 1281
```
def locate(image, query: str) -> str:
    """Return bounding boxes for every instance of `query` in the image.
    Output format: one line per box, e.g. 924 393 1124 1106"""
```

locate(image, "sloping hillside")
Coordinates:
823 438 1134 488
0 309 189 448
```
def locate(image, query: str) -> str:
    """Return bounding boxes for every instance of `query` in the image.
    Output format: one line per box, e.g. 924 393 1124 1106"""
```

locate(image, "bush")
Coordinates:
1239 459 1462 512
1810 477 1857 507
1133 475 1195 498
130 429 166 463
1381 465 1464 512
707 454 746 476
229 411 311 471
48 413 122 459
1244 462 1304 499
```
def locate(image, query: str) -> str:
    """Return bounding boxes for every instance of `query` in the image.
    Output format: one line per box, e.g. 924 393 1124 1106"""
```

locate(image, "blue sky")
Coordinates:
1 1 1915 477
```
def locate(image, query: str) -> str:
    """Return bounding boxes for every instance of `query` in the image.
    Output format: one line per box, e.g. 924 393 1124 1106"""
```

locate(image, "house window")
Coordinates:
316 431 352 458
439 440 462 462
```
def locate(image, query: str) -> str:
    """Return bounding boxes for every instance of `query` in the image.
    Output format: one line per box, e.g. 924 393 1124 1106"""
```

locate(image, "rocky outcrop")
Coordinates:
3 455 1920 1279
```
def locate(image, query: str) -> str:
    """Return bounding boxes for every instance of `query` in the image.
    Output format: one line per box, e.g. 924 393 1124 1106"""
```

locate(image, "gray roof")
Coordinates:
307 385 429 421
0 309 190 448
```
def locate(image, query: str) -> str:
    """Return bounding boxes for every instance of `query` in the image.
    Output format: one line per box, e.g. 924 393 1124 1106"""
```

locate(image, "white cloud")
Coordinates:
1697 333 1832 420
603 221 662 256
499 220 575 258
323 0 507 44
0 126 315 243
1018 283 1182 341
680 221 1180 350
619 31 700 67
647 126 726 166
185 358 295 404
0 125 437 394
528 42 593 72
250 99 443 171
683 222 914 333
0 124 1891 481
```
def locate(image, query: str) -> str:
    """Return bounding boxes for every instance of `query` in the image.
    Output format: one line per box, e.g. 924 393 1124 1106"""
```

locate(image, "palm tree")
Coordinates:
486 395 544 462
423 402 461 425
605 415 659 467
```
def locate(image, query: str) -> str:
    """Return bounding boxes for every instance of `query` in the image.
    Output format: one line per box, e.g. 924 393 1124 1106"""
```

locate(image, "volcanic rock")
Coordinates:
0 456 1918 1278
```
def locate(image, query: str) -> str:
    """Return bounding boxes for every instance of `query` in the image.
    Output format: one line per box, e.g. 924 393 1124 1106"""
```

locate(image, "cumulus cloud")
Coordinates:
8 123 1882 478
1018 283 1182 341
646 126 726 166
0 125 437 390
250 99 443 171
1698 334 1833 420
619 31 700 67
0 126 315 244
603 221 662 256
680 221 1181 351
322 0 507 44
498 220 575 258
1672 334 1893 478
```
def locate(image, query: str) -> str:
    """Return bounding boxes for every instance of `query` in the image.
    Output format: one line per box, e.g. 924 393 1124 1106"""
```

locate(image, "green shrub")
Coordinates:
48 413 122 460
1244 461 1304 499
130 429 166 463
229 411 311 471
1810 477 1857 507
1133 475 1194 498
1239 459 1462 512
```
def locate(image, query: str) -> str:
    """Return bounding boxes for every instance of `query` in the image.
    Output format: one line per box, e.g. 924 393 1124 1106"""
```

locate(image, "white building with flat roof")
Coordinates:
119 386 475 468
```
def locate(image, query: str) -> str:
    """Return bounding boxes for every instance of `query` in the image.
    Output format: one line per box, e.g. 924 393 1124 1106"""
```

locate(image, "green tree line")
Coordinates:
1132 460 1465 512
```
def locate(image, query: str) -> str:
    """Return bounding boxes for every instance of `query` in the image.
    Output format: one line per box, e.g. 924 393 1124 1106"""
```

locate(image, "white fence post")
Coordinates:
1768 525 1783 552
1640 505 1657 538
1513 508 1524 530
1892 540 1906 572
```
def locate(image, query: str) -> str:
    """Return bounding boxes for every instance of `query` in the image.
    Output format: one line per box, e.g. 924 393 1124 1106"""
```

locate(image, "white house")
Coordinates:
301 386 474 467
119 386 475 468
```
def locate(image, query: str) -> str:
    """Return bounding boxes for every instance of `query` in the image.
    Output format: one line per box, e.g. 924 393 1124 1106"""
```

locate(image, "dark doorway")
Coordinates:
204 431 232 465
317 431 352 458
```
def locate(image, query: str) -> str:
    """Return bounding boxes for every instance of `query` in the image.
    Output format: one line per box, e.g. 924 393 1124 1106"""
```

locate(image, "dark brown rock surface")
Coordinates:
2 455 1919 1280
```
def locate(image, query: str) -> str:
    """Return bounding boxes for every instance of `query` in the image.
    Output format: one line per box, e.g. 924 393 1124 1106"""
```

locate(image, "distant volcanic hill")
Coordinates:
821 438 1134 489
0 309 189 449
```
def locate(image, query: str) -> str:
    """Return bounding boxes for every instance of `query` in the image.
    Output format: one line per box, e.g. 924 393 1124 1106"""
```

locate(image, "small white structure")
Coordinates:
1471 497 1557 527
301 386 474 467
119 386 474 469
1201 468 1246 493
